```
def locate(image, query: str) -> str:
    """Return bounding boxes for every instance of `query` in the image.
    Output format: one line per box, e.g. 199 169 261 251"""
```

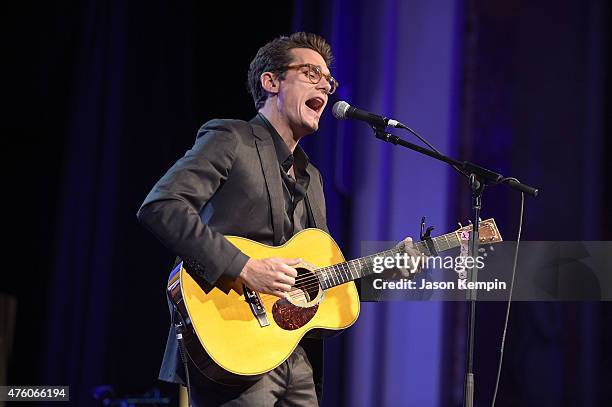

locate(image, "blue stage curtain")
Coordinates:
295 0 609 406
295 1 463 405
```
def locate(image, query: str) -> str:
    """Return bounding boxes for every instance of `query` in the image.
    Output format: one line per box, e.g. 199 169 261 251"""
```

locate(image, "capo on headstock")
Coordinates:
420 216 438 256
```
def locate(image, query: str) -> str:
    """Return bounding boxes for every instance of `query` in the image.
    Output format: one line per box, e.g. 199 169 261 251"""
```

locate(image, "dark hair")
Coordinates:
247 32 333 109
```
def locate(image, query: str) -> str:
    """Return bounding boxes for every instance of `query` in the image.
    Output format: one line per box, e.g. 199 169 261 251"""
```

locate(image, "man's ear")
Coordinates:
260 72 279 94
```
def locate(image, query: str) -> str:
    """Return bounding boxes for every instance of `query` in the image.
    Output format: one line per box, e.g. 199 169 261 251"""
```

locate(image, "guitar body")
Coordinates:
167 228 360 380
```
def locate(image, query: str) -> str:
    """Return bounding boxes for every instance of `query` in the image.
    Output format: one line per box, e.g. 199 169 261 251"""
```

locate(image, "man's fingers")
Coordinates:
277 273 296 286
270 289 287 299
274 283 292 292
279 264 298 278
283 258 302 266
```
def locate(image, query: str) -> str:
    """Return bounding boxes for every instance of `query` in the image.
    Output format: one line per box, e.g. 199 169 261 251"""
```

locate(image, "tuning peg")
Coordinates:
479 217 482 222
457 222 463 228
468 219 473 225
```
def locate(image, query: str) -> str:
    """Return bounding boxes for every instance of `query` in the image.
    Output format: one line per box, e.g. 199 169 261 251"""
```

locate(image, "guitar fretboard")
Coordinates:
315 232 462 290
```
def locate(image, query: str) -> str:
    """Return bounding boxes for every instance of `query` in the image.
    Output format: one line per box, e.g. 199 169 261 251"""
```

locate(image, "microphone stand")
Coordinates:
371 126 537 407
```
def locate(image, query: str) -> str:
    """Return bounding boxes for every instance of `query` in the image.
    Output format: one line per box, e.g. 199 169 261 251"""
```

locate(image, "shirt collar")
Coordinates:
255 113 310 173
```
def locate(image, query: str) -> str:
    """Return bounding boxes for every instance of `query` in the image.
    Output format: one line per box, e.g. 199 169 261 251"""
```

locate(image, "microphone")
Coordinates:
332 100 406 129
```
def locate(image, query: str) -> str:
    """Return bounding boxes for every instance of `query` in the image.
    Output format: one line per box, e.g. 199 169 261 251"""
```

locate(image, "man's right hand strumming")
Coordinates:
239 257 300 298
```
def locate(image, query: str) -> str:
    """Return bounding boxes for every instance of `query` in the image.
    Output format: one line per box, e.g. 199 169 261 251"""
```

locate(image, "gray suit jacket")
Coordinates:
137 117 328 395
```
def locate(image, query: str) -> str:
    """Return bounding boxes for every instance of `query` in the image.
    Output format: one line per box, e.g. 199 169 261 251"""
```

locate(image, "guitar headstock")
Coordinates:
455 218 502 244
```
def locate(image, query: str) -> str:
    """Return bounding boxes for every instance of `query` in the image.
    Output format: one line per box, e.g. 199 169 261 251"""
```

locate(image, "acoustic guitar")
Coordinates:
167 220 502 382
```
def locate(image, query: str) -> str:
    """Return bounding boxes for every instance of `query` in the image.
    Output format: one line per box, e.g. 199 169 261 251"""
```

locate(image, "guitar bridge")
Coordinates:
243 285 270 327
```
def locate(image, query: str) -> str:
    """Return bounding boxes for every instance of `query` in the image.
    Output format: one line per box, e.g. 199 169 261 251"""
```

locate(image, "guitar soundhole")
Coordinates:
291 267 321 304
271 268 321 330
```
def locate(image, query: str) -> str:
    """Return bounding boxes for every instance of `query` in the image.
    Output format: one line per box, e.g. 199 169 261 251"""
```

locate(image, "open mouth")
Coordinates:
305 97 325 114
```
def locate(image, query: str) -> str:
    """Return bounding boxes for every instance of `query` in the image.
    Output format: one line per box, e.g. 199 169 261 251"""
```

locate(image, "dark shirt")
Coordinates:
256 113 311 243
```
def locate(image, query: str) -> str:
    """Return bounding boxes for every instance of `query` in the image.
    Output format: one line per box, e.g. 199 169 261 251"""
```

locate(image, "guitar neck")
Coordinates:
316 232 462 290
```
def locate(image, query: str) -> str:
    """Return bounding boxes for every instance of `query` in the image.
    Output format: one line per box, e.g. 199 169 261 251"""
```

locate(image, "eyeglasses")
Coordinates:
282 63 338 95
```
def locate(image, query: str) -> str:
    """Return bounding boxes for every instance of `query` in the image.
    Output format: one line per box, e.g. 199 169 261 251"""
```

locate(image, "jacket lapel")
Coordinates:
250 121 284 245
304 165 326 231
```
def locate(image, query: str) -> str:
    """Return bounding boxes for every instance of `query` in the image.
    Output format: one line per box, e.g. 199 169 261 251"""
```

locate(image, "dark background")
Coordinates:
3 0 611 406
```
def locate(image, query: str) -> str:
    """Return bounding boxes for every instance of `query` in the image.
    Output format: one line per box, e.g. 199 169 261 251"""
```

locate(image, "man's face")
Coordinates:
275 48 332 137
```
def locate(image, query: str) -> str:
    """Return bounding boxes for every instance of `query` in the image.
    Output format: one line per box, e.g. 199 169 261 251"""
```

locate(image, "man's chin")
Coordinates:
297 121 318 137
307 118 320 132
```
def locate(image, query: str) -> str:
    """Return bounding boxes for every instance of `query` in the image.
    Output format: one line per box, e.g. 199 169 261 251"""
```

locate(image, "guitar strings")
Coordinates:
263 226 486 291
267 235 456 304
285 229 461 287
259 227 493 305
292 246 401 285
284 241 431 295
256 246 408 305
240 226 494 306
290 238 434 286
276 230 469 301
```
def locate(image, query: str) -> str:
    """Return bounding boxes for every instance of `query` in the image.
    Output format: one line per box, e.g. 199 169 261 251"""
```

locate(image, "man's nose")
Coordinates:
317 79 332 94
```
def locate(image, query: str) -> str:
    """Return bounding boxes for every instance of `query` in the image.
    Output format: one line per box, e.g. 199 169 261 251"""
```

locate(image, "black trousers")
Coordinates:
188 346 318 407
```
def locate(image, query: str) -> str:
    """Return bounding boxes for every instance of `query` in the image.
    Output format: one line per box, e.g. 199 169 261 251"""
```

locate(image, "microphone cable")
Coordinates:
395 123 471 182
490 185 524 407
